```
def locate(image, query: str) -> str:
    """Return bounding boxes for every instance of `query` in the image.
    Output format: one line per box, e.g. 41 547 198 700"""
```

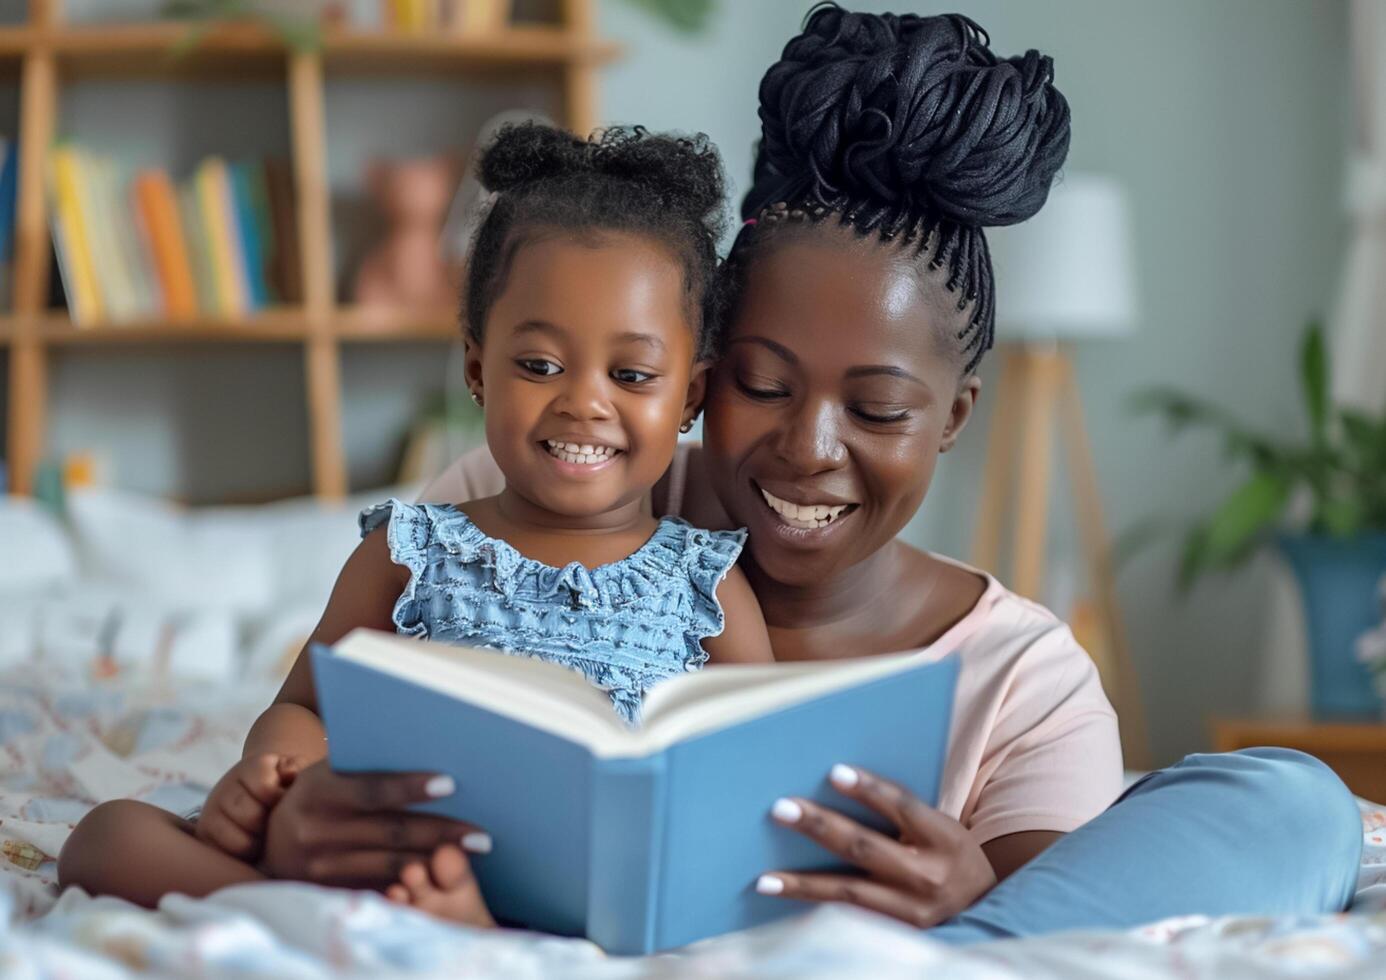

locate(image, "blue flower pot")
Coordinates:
1278 533 1386 718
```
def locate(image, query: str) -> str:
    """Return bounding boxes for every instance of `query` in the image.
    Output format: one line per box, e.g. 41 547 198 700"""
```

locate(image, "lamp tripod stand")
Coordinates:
971 343 1151 770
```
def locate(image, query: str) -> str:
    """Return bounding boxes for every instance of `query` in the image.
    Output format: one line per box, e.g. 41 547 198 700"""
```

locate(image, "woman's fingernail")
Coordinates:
756 874 785 896
771 798 802 823
830 764 859 789
461 832 493 854
424 775 456 798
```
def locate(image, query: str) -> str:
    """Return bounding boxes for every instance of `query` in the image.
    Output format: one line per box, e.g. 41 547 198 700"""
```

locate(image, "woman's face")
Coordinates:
703 229 981 588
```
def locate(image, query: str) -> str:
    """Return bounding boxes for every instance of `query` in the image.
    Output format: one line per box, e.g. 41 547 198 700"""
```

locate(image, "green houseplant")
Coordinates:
1133 321 1386 717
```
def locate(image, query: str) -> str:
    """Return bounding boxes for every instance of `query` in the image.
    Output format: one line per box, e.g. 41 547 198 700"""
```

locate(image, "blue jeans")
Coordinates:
930 748 1364 943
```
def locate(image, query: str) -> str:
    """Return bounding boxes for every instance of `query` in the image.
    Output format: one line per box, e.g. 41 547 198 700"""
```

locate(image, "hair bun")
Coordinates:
479 122 726 233
477 122 590 193
747 5 1070 227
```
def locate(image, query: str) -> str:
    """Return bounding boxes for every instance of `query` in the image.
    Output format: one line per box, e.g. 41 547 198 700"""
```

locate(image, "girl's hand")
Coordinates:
263 759 492 890
195 753 299 862
757 765 997 929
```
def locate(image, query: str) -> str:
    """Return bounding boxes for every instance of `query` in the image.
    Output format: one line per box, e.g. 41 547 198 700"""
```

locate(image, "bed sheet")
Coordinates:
0 664 1383 979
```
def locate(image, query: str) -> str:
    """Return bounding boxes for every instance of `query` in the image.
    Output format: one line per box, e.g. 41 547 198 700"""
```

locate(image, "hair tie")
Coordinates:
743 218 757 227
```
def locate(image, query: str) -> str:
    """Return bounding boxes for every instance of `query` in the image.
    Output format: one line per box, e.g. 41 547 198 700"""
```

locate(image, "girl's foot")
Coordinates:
386 844 496 928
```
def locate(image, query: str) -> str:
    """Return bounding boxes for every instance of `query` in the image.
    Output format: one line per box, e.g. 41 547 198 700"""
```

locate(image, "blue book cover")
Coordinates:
229 163 269 310
0 138 16 264
312 630 959 955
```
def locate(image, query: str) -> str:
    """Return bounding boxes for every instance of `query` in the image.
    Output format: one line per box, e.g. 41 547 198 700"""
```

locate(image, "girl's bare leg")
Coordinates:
58 799 264 908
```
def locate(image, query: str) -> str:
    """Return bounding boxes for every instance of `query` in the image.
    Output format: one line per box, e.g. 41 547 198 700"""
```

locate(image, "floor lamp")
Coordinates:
974 175 1151 769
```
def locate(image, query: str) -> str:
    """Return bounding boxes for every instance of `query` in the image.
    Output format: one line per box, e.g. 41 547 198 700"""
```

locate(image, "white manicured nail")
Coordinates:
756 874 785 895
424 775 456 798
461 832 493 854
830 764 859 789
771 798 802 823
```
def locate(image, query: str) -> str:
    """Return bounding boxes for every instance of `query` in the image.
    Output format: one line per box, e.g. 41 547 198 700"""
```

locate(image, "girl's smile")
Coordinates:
539 438 624 475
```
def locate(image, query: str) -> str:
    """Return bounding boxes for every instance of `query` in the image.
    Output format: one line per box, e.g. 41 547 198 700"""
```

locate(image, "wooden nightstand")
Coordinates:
1213 718 1386 803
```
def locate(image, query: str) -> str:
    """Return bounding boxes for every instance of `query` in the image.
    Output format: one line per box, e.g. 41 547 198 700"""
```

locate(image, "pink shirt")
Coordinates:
422 445 1124 844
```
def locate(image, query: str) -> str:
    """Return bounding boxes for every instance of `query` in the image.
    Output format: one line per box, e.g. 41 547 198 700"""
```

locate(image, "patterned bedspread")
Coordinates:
1 664 1384 979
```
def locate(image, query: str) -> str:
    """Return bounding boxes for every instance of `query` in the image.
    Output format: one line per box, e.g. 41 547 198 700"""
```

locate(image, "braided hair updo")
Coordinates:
466 122 728 359
724 4 1071 375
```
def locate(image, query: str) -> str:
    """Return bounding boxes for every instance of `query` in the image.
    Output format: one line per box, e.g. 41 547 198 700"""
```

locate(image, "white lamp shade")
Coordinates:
988 173 1139 341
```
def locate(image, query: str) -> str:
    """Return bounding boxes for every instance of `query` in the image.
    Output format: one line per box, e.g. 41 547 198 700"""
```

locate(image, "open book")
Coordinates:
312 629 960 954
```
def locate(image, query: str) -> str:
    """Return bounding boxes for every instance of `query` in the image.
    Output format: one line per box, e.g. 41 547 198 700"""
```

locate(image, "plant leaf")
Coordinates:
1129 387 1285 467
1199 471 1294 568
621 0 716 34
1177 525 1210 593
1300 320 1329 448
1341 409 1386 464
1318 497 1366 537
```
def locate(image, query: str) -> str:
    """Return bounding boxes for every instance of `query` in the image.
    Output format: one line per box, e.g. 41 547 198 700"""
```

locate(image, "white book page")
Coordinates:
334 630 932 758
335 630 628 746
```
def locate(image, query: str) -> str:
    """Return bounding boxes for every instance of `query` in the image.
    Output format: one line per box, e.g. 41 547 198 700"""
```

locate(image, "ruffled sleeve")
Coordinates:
682 524 748 642
358 498 435 637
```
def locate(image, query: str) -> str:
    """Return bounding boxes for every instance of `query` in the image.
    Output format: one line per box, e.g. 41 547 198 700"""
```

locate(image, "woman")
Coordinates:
255 5 1363 940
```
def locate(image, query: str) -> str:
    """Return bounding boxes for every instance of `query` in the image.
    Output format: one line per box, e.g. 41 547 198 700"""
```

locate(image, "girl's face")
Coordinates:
704 230 981 588
466 232 705 523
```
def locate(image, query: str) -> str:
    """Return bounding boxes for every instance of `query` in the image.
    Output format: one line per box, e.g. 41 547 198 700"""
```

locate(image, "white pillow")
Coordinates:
0 583 242 679
66 488 275 617
0 495 79 592
254 483 419 611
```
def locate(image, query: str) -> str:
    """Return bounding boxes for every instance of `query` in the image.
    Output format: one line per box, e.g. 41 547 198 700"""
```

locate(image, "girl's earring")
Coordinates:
679 420 694 433
470 391 483 408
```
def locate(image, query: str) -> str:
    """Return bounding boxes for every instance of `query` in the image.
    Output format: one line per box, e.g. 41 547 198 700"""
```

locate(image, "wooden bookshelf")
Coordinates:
2 0 618 499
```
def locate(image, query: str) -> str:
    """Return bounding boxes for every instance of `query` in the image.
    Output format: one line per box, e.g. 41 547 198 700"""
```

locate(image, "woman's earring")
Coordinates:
470 391 483 408
679 420 694 433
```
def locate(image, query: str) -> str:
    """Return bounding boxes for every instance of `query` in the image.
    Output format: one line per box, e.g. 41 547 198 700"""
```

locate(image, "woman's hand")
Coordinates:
262 759 492 891
756 765 996 929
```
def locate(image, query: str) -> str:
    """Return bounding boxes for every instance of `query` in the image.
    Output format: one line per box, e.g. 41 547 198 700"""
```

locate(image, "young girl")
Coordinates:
58 123 773 920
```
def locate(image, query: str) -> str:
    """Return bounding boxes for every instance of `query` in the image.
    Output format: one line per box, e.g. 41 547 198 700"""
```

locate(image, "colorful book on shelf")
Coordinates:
312 629 960 955
245 162 279 304
135 170 198 320
195 157 248 318
219 159 258 313
0 139 17 264
231 162 271 309
391 0 430 30
97 156 153 320
115 162 162 319
49 146 104 326
74 151 128 322
179 180 216 317
0 138 15 311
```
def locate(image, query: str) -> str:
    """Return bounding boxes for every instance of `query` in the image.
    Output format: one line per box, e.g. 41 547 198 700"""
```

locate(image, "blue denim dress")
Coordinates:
360 500 747 723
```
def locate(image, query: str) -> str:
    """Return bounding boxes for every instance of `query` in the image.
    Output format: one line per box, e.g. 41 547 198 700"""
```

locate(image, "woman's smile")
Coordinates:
755 483 858 532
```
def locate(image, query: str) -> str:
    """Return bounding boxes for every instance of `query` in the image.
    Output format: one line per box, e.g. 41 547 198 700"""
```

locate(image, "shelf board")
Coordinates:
323 25 621 74
0 21 620 79
1 307 463 344
334 306 460 342
34 308 309 344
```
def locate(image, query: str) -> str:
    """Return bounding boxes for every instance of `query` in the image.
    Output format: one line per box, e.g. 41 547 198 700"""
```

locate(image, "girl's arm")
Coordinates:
703 566 774 663
242 527 407 762
243 522 486 888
